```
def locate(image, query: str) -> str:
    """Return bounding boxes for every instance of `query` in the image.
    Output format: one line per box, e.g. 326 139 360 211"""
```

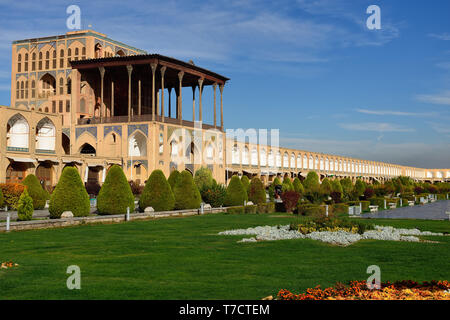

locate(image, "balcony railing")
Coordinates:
77 115 219 130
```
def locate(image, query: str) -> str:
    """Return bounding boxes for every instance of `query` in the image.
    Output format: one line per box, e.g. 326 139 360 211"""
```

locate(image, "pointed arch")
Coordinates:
128 131 147 157
7 114 29 150
36 117 56 152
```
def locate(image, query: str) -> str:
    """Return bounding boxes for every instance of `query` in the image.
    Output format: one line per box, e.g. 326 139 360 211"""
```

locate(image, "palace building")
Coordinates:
1 29 449 190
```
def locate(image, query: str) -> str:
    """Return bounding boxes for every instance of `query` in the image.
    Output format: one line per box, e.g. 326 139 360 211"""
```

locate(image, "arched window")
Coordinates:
36 117 56 151
24 53 28 72
260 149 267 167
17 53 22 72
59 78 64 95
80 143 96 155
81 47 86 59
7 114 29 150
303 154 307 169
67 48 71 65
32 52 36 71
31 80 36 98
291 153 295 169
74 47 79 61
128 132 147 157
52 50 56 68
297 154 301 169
283 152 289 168
25 80 28 99
276 151 281 167
242 146 249 165
20 81 24 99
232 145 240 164
251 148 258 166
45 51 50 69
60 49 65 68
170 140 178 157
206 144 213 160
38 52 43 70
268 150 274 167
16 81 20 99
40 73 56 97
309 155 313 169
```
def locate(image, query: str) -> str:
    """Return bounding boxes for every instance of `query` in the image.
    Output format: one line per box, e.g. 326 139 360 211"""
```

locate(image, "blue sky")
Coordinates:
0 0 449 168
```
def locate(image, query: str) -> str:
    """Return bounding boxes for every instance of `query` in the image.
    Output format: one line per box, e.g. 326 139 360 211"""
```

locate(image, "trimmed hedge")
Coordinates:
370 197 386 209
0 183 26 210
97 165 135 215
332 203 349 215
139 169 175 212
248 177 266 204
49 167 90 218
244 205 257 214
226 206 245 214
173 171 202 210
241 175 250 194
297 204 326 216
17 189 34 221
224 175 247 206
22 174 49 210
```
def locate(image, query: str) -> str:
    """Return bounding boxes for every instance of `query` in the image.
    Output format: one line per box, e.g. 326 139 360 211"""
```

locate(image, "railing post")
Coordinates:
126 207 130 221
6 211 10 232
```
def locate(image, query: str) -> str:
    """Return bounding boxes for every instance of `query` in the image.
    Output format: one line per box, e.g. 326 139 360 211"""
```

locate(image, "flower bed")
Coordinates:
277 280 450 300
1 261 19 269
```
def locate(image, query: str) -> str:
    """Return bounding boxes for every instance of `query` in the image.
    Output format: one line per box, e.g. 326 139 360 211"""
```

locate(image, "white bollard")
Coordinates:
359 202 362 213
384 199 387 210
6 212 10 232
326 205 329 217
126 207 130 221
400 198 402 207
200 203 204 215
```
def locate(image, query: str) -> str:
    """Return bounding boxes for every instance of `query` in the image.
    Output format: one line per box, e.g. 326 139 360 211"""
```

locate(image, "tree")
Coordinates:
340 178 353 201
331 180 343 194
173 171 202 210
303 172 322 205
268 177 282 200
97 165 135 215
139 169 175 212
281 191 300 213
248 177 266 204
282 177 294 192
17 189 34 221
320 178 332 196
22 174 49 209
224 175 248 206
241 175 250 194
352 179 366 200
293 177 305 195
49 167 90 218
168 170 181 190
194 167 214 191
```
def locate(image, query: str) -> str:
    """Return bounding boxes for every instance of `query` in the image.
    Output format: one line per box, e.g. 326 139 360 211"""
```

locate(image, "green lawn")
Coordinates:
0 213 449 300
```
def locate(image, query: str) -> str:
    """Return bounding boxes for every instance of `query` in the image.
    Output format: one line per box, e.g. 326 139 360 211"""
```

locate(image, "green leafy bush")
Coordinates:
266 202 275 213
49 167 90 218
0 183 26 210
297 204 326 217
340 178 353 201
97 165 135 215
173 171 202 210
320 178 332 196
22 174 50 210
370 197 386 209
200 183 227 208
138 169 175 212
347 201 370 212
194 167 214 191
224 175 247 206
0 187 4 208
17 189 34 221
168 170 181 190
248 177 266 204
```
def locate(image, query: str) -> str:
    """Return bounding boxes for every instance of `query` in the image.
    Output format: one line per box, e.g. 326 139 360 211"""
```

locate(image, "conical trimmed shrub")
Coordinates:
248 177 266 204
224 175 248 206
97 165 135 215
293 177 305 195
22 174 49 209
17 189 33 221
241 175 250 194
49 167 90 218
139 169 175 212
173 171 202 210
320 178 332 196
168 170 181 190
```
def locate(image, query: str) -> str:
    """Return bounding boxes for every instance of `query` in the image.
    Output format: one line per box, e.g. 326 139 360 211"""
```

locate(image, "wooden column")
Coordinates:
198 78 204 123
99 66 105 120
192 86 196 122
111 80 114 117
126 65 133 122
138 78 141 116
151 63 157 121
213 83 217 128
160 66 166 121
219 84 224 129
178 71 184 124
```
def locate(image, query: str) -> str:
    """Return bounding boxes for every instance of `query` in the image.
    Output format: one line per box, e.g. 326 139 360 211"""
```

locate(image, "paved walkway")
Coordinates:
362 200 450 220
0 207 97 221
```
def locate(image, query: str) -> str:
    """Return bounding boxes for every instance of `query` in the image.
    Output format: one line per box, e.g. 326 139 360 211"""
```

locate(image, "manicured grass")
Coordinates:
0 213 449 300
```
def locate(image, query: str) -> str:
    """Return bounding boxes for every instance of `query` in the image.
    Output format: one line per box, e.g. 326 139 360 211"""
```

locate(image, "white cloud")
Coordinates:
429 33 450 41
356 108 436 117
339 122 414 132
416 91 450 106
